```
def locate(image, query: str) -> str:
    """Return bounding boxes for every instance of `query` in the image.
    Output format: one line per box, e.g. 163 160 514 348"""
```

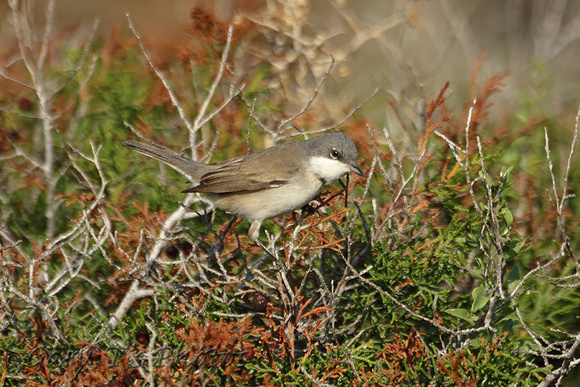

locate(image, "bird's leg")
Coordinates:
297 203 322 223
248 220 261 242
288 203 322 238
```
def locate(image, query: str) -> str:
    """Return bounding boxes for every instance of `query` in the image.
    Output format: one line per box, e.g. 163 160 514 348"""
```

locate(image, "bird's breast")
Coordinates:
208 171 324 221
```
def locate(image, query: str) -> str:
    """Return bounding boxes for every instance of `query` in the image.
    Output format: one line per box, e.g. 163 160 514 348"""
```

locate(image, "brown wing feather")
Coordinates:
187 142 303 194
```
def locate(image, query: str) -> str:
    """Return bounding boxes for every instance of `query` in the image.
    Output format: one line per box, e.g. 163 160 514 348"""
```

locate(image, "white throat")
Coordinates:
307 156 351 185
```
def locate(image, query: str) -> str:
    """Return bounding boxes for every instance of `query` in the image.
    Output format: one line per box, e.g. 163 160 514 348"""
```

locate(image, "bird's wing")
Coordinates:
187 144 302 194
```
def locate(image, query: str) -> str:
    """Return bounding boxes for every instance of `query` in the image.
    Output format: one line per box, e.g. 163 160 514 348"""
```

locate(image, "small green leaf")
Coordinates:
507 266 520 292
501 207 514 228
501 318 515 333
445 308 475 324
471 284 489 313
500 166 514 179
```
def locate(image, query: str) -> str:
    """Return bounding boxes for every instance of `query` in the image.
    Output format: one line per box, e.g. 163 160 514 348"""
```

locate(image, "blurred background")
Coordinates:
2 0 580 124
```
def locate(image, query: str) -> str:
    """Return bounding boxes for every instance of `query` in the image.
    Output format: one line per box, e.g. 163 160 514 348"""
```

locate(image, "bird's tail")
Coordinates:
122 139 211 181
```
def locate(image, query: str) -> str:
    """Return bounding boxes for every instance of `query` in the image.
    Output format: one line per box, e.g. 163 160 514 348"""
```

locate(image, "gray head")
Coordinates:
304 132 363 185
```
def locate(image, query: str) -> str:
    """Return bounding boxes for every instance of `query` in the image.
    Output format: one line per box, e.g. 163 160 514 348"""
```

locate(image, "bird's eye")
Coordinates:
330 148 340 159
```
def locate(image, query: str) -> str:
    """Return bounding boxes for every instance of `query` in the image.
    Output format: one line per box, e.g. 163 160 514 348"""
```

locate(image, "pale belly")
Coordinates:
208 174 324 222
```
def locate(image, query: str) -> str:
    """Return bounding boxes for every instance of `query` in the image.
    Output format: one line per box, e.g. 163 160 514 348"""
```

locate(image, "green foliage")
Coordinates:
1 8 580 386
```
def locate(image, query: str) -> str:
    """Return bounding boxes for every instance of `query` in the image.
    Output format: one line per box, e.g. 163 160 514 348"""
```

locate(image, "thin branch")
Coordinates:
278 56 335 134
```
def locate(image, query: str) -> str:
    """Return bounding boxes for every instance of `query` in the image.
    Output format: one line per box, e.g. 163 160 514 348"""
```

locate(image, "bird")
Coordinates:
122 132 363 241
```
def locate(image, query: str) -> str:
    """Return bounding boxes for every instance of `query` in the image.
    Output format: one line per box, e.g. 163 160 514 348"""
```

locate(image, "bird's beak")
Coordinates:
351 164 364 177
